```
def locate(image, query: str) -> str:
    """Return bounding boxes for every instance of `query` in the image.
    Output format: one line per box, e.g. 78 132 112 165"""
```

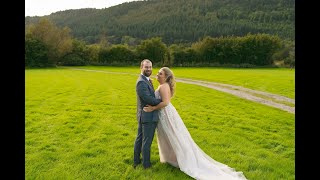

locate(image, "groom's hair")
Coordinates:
140 59 152 68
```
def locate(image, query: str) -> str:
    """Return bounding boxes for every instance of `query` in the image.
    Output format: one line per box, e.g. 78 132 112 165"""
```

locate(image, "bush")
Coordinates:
25 37 53 67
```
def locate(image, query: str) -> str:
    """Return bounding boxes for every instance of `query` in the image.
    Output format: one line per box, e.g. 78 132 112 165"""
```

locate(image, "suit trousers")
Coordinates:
134 120 157 168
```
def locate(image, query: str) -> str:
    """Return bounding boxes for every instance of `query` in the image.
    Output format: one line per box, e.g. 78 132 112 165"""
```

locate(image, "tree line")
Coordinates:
25 0 295 45
25 18 295 68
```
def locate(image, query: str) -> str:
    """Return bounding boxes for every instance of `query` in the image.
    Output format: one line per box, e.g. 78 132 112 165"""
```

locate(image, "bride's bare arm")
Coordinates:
143 83 171 112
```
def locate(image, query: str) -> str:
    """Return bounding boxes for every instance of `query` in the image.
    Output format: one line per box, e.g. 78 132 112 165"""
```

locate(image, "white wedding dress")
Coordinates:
155 90 247 180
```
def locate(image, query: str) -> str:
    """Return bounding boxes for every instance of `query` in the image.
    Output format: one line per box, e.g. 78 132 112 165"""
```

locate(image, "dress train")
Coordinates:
155 90 247 180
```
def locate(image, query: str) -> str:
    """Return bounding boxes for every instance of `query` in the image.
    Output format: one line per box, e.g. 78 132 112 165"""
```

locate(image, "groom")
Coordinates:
134 59 161 169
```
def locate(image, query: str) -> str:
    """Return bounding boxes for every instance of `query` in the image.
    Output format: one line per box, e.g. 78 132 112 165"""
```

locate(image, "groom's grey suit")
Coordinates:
134 74 161 168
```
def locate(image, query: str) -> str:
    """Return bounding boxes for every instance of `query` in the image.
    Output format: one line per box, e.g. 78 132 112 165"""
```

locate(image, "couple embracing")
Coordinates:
133 59 247 180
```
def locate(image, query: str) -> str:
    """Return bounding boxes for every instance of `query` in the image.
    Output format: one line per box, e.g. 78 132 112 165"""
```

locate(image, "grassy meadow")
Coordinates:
25 67 295 179
70 66 295 99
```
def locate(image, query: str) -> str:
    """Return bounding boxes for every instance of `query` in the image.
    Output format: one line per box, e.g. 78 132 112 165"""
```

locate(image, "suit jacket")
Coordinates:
136 74 161 123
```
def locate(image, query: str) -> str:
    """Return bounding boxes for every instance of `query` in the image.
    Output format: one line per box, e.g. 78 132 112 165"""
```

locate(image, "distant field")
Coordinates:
25 68 294 179
70 66 295 99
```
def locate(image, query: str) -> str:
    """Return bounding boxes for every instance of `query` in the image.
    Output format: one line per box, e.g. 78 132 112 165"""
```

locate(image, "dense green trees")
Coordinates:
59 39 90 66
174 34 282 66
25 0 294 45
136 37 170 66
272 40 295 67
25 0 295 68
25 18 286 68
25 36 50 67
25 18 73 66
98 44 136 65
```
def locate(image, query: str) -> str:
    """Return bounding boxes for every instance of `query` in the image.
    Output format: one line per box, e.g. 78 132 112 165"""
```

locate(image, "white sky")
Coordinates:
25 0 140 17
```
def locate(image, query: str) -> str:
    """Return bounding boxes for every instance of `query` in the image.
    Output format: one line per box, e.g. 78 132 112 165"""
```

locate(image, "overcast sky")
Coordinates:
25 0 140 17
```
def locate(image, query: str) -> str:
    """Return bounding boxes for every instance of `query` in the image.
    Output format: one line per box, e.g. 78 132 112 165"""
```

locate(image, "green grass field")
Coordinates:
25 67 295 179
69 66 295 99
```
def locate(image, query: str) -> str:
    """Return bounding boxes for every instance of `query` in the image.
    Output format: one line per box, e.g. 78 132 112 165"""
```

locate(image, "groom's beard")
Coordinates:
143 70 152 77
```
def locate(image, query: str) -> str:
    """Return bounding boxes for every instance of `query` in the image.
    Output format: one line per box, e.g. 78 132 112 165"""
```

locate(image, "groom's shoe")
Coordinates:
133 162 141 169
143 165 151 169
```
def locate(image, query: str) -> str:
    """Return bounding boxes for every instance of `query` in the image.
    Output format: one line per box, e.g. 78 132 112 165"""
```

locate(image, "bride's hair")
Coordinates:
161 67 176 97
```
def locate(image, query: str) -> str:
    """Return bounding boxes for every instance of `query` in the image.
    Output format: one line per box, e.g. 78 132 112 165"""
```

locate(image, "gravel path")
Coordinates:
176 78 294 114
66 67 295 114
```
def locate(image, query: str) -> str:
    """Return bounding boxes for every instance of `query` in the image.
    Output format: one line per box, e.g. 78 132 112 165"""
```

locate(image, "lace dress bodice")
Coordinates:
155 90 161 99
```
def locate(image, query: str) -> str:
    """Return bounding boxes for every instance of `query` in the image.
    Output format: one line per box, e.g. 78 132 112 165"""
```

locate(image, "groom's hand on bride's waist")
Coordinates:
143 105 154 112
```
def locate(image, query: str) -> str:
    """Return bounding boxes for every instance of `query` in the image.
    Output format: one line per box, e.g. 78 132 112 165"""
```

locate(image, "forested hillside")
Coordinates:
25 0 295 45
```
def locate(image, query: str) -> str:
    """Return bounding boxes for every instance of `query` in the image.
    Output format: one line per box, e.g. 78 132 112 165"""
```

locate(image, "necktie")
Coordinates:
149 79 154 90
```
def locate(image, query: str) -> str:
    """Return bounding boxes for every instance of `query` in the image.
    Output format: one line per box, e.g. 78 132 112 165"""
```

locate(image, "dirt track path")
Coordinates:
176 78 294 114
65 67 295 114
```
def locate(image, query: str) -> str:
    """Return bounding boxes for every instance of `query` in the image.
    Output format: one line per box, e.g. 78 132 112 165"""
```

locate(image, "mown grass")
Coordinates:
26 68 294 180
68 66 295 99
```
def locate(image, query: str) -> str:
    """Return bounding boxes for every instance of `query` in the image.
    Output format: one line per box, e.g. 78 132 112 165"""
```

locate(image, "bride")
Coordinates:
143 67 247 180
